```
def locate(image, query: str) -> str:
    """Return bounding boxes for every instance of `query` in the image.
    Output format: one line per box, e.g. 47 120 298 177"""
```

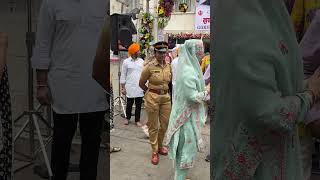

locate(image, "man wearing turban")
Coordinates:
120 43 145 127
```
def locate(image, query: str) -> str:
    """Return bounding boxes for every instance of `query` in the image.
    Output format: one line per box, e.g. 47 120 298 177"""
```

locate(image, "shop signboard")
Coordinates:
195 0 210 31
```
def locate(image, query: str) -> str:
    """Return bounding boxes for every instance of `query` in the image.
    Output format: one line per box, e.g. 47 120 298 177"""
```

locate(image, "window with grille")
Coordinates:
173 0 196 13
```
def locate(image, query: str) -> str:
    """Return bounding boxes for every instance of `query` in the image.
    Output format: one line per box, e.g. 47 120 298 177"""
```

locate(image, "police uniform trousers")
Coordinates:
144 91 171 153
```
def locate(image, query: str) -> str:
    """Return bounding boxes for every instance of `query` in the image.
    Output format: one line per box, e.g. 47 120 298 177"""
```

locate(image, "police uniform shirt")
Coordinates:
140 59 172 91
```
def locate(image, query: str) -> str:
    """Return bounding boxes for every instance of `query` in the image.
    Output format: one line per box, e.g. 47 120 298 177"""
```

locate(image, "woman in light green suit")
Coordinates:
212 0 320 179
164 39 210 180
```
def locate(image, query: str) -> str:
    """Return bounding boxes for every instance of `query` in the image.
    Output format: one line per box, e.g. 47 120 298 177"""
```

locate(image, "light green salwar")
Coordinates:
164 39 207 180
212 0 312 179
174 127 194 180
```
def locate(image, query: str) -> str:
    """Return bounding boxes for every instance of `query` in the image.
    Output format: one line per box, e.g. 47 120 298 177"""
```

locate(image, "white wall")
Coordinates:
111 0 144 14
110 0 121 14
164 13 196 32
149 1 202 34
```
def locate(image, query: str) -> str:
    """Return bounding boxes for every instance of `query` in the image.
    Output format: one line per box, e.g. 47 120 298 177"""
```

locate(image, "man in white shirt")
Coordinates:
120 43 144 127
31 1 107 179
171 46 179 101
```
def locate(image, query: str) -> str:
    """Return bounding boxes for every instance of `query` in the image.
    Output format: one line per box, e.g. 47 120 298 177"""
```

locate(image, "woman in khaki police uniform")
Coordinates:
139 41 172 165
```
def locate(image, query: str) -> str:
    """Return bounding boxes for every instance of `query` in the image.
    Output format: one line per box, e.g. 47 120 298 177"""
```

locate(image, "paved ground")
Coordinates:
110 108 210 180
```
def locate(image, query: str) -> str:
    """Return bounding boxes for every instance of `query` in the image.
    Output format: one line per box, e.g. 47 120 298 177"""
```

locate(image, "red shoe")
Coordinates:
158 147 168 156
151 153 159 165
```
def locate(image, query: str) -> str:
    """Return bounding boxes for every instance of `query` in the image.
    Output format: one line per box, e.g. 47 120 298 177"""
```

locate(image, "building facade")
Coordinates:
110 0 209 41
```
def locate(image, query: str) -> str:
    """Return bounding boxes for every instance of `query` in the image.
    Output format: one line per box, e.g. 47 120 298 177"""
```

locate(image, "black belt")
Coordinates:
148 89 168 95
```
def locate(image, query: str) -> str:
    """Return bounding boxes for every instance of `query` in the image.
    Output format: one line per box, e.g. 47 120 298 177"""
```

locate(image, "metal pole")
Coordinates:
146 0 150 13
26 0 35 158
121 3 124 13
153 0 158 42
133 0 136 10
33 114 53 176
27 0 33 112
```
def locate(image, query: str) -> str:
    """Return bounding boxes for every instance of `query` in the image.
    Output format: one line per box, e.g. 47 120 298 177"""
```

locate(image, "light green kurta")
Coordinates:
212 0 312 179
164 40 207 180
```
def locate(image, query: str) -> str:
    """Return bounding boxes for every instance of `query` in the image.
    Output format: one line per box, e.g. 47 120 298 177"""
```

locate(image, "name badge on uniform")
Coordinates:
151 70 161 73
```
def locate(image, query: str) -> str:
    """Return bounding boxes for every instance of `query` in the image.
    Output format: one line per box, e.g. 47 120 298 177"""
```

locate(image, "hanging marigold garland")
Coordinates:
139 12 154 58
157 0 174 29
